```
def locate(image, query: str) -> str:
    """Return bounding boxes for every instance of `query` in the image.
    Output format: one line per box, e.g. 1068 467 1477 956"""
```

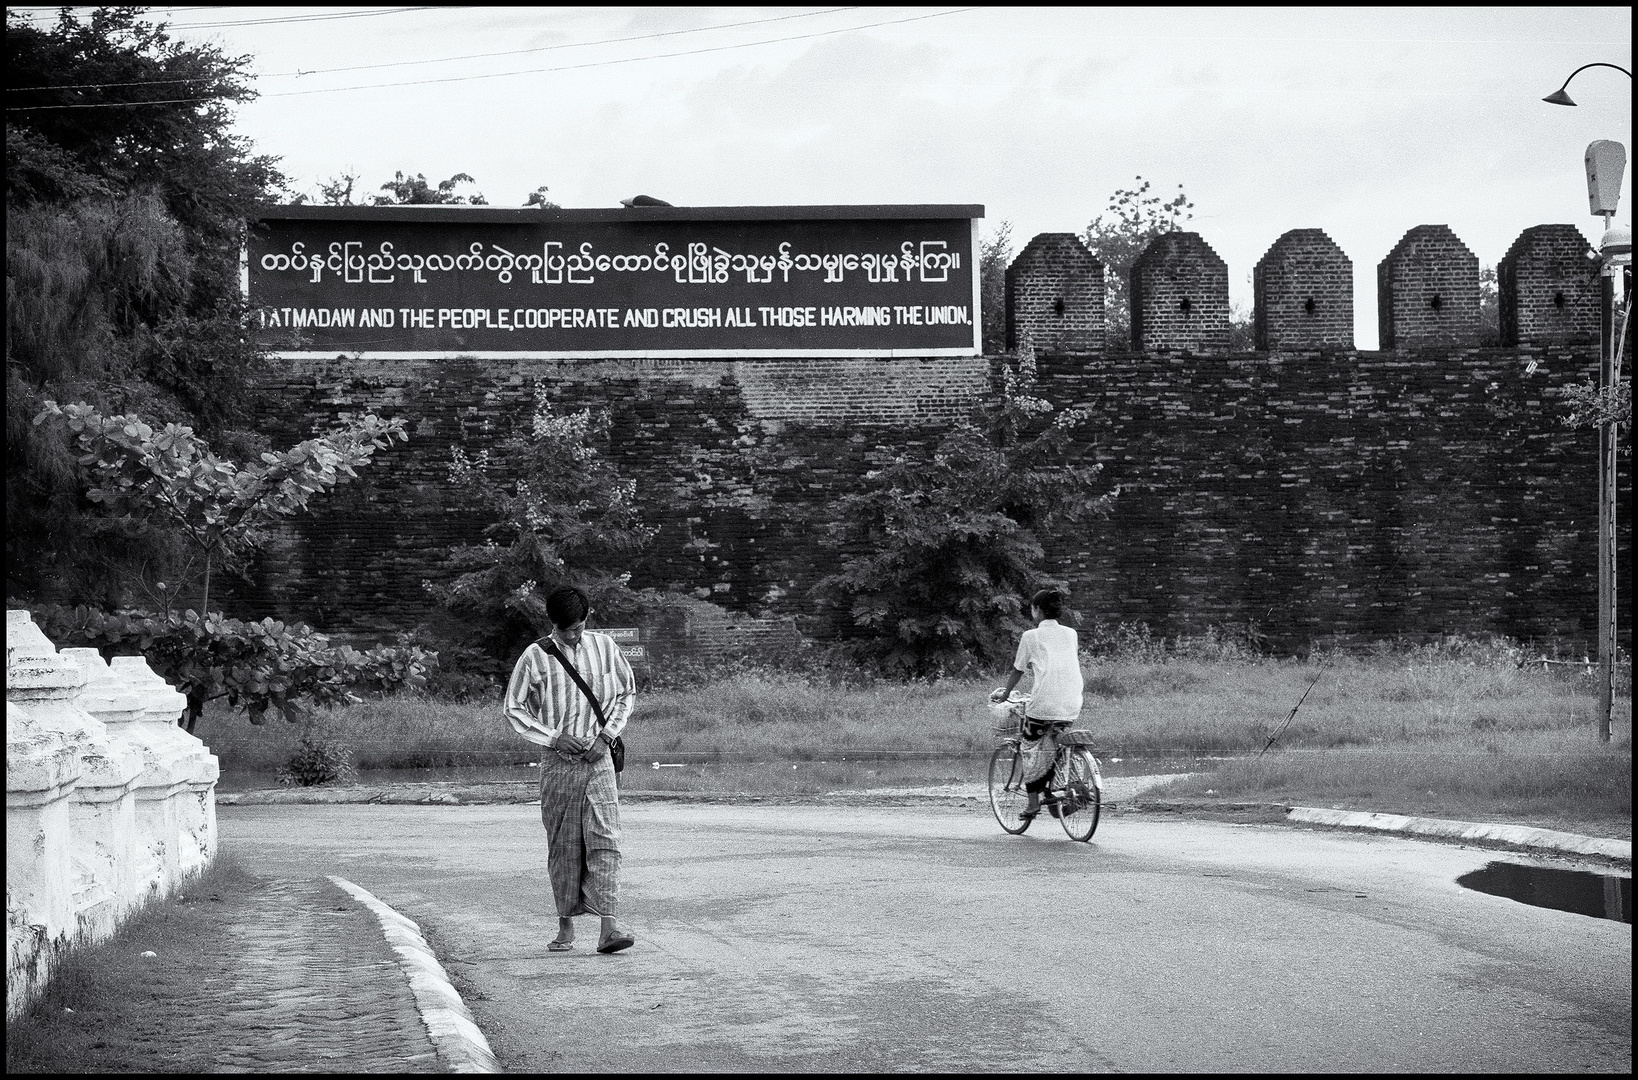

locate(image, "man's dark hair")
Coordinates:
545 585 590 628
1031 588 1064 620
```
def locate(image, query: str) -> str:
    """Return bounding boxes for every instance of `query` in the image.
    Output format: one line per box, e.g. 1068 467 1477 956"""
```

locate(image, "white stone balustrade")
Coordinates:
6 610 219 1021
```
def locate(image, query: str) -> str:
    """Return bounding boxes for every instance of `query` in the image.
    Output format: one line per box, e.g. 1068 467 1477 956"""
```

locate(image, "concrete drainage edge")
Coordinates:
329 875 503 1073
1280 806 1632 863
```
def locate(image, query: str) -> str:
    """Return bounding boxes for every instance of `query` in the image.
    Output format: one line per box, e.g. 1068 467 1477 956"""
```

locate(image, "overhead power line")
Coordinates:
6 7 977 112
6 6 439 30
8 7 858 92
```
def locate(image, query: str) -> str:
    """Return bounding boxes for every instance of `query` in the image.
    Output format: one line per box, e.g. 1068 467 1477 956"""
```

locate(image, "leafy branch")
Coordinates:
34 401 407 616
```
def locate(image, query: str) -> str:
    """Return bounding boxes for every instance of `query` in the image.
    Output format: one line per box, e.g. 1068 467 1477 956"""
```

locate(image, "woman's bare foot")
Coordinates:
549 916 575 951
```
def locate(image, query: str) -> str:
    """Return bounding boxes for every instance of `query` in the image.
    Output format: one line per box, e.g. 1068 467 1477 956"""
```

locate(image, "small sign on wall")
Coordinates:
598 627 644 663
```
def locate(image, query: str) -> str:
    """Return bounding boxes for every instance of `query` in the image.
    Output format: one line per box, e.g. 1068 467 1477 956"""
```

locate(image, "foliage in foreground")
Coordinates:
31 603 430 732
33 401 406 616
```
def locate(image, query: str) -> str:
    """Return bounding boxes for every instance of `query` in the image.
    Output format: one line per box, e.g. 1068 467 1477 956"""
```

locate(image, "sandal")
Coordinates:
596 931 635 954
548 939 574 952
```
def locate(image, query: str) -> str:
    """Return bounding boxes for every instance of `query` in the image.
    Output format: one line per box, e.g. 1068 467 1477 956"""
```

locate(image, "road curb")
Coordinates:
1282 806 1632 863
329 876 503 1074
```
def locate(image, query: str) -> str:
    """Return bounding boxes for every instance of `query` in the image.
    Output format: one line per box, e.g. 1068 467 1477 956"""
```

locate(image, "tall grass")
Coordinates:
193 630 1630 824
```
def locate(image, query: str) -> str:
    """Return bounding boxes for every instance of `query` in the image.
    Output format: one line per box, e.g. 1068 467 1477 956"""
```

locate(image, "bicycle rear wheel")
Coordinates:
988 745 1032 834
1056 748 1102 842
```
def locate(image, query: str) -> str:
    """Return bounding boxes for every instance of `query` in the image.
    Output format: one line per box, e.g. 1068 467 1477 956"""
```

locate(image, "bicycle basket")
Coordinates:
987 702 1024 739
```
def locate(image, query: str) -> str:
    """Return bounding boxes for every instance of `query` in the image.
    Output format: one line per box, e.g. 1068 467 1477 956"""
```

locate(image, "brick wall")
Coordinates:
1377 224 1480 350
1253 228 1354 351
1026 348 1625 652
1004 233 1105 352
1498 224 1599 347
225 356 976 639
1129 232 1230 354
227 344 1627 654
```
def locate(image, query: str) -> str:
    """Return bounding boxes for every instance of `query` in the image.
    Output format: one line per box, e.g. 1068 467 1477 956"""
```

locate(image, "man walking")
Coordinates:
503 585 637 953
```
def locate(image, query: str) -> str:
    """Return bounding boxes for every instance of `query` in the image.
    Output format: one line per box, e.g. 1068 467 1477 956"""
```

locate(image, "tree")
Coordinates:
812 346 1116 677
431 382 657 661
524 184 560 209
371 171 488 206
33 401 408 618
313 170 362 206
7 7 290 605
1479 263 1500 347
1083 176 1193 350
1229 291 1256 352
979 220 1014 354
7 7 286 307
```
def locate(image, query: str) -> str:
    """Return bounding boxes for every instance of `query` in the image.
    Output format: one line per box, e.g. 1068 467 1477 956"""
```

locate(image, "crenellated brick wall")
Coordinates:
1377 224 1481 350
1253 228 1354 351
1004 232 1105 353
221 220 1627 654
1498 224 1600 347
1129 232 1230 354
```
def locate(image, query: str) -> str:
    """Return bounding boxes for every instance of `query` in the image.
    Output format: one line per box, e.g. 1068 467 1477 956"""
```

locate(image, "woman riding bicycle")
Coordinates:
989 588 1084 822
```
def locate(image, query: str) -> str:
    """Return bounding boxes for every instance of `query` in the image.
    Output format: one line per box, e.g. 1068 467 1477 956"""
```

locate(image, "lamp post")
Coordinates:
1545 65 1630 743
1541 62 1632 107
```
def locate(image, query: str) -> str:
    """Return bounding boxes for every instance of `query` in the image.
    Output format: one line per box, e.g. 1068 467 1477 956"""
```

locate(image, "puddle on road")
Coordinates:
1457 862 1631 923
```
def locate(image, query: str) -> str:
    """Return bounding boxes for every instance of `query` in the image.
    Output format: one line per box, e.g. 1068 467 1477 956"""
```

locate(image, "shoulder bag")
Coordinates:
538 637 626 774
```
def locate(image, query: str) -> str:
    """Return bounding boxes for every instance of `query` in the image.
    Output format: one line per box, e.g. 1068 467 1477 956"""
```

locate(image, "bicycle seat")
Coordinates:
1057 729 1097 747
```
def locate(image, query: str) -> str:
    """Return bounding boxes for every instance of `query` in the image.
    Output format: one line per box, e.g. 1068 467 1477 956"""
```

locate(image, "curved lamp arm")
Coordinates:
1543 62 1633 106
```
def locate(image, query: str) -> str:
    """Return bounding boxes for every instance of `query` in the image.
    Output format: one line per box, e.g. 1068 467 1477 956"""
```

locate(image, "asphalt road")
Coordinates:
220 801 1632 1073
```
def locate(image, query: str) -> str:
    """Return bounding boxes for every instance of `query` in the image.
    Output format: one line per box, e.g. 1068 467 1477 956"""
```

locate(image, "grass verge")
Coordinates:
193 640 1630 830
5 855 263 1074
1145 731 1633 838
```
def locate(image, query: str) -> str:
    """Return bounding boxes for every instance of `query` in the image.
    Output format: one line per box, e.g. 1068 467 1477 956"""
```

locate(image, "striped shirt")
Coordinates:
503 631 635 749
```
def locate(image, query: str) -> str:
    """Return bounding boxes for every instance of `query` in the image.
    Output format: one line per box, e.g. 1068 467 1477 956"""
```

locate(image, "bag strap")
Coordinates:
537 637 609 735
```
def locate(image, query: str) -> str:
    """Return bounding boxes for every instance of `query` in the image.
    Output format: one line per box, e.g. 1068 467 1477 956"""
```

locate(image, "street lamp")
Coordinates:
1542 62 1632 106
1547 60 1632 742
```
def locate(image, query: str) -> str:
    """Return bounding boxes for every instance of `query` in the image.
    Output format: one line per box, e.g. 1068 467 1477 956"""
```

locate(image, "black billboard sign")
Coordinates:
246 204 982 358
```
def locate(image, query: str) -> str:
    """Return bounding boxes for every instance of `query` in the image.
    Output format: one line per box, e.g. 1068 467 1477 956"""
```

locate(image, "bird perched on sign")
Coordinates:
620 195 673 207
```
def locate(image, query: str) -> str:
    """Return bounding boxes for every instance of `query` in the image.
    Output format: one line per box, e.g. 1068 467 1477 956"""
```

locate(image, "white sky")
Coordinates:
15 5 1634 348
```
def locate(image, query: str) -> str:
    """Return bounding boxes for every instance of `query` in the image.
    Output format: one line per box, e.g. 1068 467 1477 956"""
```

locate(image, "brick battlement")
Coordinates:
1376 224 1480 350
1253 228 1353 351
1498 224 1599 347
1004 232 1105 353
1006 221 1596 358
1129 231 1230 355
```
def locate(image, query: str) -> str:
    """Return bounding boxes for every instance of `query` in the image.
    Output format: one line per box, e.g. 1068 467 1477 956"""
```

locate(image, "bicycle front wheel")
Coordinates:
988 745 1032 834
1056 748 1102 842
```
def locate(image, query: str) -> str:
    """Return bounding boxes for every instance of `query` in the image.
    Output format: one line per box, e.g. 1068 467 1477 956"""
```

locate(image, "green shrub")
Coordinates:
276 736 355 787
811 351 1114 678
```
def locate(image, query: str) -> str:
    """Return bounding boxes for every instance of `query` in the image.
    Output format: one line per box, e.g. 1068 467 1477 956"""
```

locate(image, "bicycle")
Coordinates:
986 694 1103 842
